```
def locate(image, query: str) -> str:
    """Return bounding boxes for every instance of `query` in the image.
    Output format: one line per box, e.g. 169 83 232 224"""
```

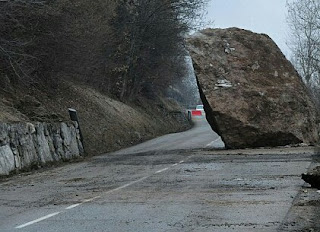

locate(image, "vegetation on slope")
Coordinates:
0 0 207 100
0 0 207 154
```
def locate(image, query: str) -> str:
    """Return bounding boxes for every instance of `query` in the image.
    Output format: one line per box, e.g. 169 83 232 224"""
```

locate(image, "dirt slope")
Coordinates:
0 80 191 156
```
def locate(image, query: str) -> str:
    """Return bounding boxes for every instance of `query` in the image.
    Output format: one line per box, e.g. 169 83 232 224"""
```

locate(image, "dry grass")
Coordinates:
0 79 190 155
0 0 190 156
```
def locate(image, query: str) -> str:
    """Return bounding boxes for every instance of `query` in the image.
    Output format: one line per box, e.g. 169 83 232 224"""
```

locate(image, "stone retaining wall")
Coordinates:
0 121 84 176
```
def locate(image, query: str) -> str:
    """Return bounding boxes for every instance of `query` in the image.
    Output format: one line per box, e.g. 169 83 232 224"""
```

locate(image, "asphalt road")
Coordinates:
114 118 225 154
0 117 318 231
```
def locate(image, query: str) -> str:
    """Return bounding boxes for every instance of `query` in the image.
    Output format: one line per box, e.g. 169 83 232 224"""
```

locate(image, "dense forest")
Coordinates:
0 0 207 103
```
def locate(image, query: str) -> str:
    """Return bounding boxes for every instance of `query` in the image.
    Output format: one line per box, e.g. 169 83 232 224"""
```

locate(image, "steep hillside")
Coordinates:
0 0 196 157
0 79 190 156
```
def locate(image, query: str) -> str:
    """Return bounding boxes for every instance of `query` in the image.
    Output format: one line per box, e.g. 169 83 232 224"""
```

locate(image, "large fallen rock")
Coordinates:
187 28 319 149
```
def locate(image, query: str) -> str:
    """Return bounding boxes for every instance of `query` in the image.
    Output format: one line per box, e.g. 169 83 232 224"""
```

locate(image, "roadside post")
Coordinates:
68 108 84 146
188 111 192 121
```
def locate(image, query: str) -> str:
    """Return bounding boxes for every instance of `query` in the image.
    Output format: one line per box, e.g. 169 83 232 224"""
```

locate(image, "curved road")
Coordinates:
114 118 224 154
0 117 318 231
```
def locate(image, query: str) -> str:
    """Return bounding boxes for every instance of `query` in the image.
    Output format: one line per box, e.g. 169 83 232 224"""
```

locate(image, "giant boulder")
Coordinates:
187 28 319 149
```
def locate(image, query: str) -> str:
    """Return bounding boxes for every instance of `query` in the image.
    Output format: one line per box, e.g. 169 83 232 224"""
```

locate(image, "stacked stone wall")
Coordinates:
0 121 84 175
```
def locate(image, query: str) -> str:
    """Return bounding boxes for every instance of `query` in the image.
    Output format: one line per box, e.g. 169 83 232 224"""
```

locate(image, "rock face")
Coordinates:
0 121 84 175
187 28 319 149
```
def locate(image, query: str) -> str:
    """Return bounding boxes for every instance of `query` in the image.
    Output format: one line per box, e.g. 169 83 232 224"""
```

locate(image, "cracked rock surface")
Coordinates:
187 27 319 149
0 121 84 176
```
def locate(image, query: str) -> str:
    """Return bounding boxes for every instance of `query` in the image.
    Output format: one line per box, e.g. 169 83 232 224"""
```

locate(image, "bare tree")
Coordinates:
0 0 61 87
287 0 320 87
107 0 208 101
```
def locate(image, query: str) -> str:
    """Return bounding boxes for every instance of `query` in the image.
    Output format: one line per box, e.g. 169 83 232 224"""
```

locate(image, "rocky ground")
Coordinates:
279 158 320 232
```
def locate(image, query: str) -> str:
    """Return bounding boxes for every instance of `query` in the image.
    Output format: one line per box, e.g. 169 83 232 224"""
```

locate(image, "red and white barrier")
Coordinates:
191 110 202 116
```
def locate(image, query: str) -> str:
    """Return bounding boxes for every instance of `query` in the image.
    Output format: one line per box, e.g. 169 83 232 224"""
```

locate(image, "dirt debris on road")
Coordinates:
0 126 320 232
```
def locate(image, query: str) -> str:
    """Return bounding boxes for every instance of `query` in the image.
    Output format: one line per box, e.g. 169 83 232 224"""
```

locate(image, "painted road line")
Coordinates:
14 176 150 229
15 160 185 229
206 137 220 147
65 203 82 210
109 176 149 193
113 183 131 191
83 196 101 203
155 168 169 174
172 163 178 167
15 212 61 229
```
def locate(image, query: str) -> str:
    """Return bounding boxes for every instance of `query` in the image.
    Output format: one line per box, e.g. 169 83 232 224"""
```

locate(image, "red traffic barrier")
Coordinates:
191 110 202 116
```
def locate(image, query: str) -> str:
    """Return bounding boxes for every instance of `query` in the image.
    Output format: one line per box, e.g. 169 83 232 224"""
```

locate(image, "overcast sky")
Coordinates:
205 0 290 57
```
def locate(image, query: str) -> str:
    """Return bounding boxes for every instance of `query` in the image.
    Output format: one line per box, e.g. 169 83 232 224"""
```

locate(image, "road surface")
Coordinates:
114 118 224 154
0 117 318 231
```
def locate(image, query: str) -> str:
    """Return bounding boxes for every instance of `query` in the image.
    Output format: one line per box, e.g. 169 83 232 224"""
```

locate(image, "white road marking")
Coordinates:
113 183 131 191
206 138 220 147
172 163 178 167
109 176 149 193
14 159 186 229
155 168 169 174
15 212 61 229
65 203 82 210
83 196 101 203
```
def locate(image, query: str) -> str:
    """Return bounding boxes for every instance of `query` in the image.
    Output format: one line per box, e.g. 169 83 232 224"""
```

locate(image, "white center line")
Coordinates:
65 203 82 210
83 196 101 203
15 176 151 229
15 212 61 229
15 158 187 229
205 137 220 147
155 168 169 174
112 183 131 191
108 176 149 193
